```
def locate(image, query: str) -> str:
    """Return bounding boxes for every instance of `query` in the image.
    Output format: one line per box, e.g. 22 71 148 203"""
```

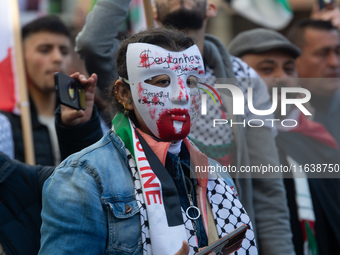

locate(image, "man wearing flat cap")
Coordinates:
229 28 301 117
229 28 300 83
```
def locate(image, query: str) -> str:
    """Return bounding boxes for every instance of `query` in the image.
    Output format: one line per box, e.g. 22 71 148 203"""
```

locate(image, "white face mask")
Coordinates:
126 43 204 141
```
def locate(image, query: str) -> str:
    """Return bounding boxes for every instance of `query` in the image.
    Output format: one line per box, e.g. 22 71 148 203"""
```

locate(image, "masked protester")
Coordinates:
39 27 258 255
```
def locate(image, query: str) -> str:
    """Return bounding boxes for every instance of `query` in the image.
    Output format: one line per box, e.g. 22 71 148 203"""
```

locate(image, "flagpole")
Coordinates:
10 0 35 165
143 0 154 28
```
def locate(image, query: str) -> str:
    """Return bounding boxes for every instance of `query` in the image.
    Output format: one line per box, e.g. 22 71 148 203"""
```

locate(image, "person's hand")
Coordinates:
174 241 190 255
311 3 340 30
61 72 97 127
174 241 215 255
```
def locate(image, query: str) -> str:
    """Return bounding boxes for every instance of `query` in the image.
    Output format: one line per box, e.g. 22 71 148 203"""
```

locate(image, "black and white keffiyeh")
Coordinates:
112 116 257 255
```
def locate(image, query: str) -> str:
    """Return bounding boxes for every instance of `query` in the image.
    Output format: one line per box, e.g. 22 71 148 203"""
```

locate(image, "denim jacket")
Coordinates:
39 130 236 255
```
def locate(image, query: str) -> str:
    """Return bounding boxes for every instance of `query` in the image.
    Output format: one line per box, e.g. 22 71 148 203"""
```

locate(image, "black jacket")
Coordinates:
1 98 54 166
0 107 103 255
0 153 54 255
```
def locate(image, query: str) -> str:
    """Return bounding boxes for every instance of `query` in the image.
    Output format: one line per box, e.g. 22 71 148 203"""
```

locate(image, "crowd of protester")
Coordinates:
0 0 340 254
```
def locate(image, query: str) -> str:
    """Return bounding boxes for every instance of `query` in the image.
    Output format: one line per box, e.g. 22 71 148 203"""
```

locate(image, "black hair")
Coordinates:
286 19 337 49
22 15 71 41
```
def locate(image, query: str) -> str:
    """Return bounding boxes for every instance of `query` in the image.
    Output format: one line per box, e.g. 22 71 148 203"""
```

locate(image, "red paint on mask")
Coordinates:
192 95 199 111
138 82 144 98
149 108 156 120
177 77 189 101
156 108 190 141
198 70 204 75
152 96 160 104
167 54 173 64
178 77 185 90
139 52 152 68
177 90 184 101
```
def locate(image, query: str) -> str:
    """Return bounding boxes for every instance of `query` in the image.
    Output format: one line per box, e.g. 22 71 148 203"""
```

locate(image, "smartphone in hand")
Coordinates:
54 72 85 110
196 224 248 255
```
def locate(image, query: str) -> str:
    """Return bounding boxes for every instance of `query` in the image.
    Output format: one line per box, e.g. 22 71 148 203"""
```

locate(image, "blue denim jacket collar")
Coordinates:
108 129 128 161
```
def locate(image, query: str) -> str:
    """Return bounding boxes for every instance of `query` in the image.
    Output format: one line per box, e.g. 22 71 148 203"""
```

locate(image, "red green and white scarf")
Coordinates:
112 113 257 255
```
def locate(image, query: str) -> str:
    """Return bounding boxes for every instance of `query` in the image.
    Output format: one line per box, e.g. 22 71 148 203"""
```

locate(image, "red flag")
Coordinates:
0 0 35 164
0 0 20 114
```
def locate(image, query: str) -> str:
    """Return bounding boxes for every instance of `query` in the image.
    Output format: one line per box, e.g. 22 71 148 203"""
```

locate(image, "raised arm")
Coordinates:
75 0 132 98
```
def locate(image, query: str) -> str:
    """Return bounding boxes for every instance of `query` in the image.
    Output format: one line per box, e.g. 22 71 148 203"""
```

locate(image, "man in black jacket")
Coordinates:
1 16 72 166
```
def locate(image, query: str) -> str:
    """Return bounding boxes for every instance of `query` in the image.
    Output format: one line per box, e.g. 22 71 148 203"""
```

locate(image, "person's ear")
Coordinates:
115 79 134 110
206 2 217 18
152 4 158 21
152 3 164 27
